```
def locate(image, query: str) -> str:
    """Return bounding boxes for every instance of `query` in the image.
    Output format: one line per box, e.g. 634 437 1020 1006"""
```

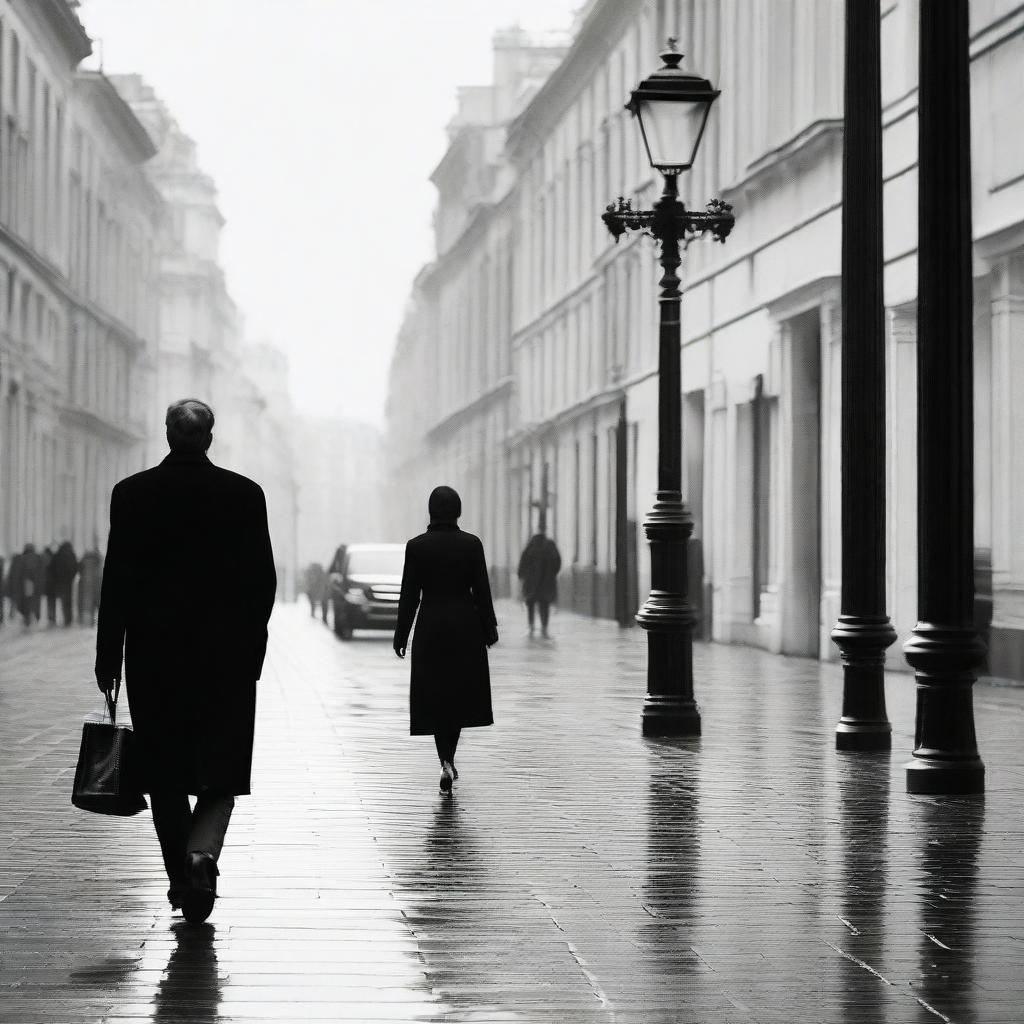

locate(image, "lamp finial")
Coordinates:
661 37 684 69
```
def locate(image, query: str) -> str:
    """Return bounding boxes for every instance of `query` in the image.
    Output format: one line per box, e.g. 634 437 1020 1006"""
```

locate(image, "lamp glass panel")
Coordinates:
638 97 710 171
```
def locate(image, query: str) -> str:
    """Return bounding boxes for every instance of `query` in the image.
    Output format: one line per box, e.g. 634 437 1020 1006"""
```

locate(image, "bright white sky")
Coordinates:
77 0 579 426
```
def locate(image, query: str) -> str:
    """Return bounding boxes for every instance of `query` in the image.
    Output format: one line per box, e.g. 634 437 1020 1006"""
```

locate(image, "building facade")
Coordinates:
113 75 300 599
0 3 300 597
0 0 160 561
386 27 570 594
386 0 1024 679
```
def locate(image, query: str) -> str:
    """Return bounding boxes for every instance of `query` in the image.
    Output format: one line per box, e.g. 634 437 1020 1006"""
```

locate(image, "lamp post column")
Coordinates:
831 0 896 749
638 173 700 737
904 0 985 794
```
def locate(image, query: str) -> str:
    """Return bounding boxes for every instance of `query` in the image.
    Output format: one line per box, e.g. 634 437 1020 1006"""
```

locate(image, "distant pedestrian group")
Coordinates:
1 541 103 628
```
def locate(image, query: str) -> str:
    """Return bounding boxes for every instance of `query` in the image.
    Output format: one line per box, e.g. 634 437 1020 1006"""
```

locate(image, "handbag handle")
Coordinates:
104 683 120 725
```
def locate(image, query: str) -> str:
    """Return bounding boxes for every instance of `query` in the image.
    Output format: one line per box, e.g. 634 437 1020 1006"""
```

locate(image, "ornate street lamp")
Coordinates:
602 41 734 736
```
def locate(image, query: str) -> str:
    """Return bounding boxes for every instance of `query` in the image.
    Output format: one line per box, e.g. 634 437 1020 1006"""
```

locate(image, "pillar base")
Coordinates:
641 694 701 737
905 755 985 795
831 616 896 752
836 720 892 751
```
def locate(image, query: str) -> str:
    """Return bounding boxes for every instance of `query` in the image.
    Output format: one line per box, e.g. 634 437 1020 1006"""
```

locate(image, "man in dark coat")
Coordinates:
95 399 276 923
393 485 498 794
517 528 562 638
51 541 79 626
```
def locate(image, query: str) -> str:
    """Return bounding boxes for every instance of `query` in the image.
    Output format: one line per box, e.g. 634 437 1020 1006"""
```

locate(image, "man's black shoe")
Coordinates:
167 883 188 911
182 852 218 924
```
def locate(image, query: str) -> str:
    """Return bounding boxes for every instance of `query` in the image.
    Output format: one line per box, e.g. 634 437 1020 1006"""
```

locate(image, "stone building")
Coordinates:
386 0 1024 680
386 27 570 594
0 0 160 560
237 341 299 599
110 75 247 468
113 75 300 598
0 2 300 599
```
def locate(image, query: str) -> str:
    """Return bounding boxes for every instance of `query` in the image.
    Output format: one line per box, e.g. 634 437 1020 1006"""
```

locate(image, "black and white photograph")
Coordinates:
1 0 1023 1020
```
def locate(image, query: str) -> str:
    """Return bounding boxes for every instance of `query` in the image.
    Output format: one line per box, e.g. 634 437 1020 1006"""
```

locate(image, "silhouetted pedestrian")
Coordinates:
4 551 20 624
517 529 561 638
51 541 79 626
0 555 5 625
393 485 498 794
95 399 276 924
13 544 44 625
42 545 57 624
303 562 327 621
77 548 103 626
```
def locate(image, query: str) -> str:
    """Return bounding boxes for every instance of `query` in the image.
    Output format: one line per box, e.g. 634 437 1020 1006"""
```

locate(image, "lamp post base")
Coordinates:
904 623 985 794
636 491 701 739
831 616 896 752
905 756 985 795
641 692 701 737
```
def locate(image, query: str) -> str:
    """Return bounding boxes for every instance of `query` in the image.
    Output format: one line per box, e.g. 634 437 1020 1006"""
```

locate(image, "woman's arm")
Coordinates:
393 541 421 657
472 537 499 645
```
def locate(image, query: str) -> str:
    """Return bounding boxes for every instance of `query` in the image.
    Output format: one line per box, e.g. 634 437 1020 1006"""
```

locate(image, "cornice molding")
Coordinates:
505 0 643 167
59 403 143 445
765 274 841 324
506 383 623 451
723 119 843 204
425 377 513 442
20 0 92 67
75 72 158 163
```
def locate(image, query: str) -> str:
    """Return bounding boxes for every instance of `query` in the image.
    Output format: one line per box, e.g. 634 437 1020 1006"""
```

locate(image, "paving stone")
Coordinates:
1 602 1023 1022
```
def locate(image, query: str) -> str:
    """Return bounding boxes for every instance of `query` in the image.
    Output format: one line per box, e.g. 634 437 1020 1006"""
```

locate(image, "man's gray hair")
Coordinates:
166 399 215 453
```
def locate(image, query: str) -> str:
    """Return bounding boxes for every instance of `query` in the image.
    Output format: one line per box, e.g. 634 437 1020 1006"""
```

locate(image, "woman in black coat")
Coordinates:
393 486 498 793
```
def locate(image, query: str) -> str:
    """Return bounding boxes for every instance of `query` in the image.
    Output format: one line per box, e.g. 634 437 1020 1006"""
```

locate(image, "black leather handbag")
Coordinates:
71 687 147 816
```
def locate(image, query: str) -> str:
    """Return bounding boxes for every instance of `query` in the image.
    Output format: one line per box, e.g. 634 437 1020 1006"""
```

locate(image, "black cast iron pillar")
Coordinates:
904 0 985 794
831 0 896 750
636 174 700 736
602 175 733 737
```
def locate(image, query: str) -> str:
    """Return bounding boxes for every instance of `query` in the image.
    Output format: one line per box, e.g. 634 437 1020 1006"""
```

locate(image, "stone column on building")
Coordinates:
904 0 984 793
818 298 842 663
989 255 1024 678
830 0 896 750
885 305 918 649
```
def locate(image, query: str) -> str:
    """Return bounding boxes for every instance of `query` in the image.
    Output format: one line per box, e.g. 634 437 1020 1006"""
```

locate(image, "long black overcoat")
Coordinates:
95 451 277 795
394 524 497 735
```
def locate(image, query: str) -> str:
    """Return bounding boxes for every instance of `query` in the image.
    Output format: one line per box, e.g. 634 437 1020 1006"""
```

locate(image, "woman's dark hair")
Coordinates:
428 485 461 523
166 398 215 453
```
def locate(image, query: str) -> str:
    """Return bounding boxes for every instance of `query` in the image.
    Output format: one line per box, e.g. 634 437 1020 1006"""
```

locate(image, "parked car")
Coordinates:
329 543 404 640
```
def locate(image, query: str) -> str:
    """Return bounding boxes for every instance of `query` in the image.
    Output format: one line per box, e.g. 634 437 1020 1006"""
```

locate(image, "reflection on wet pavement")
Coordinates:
1 601 1023 1021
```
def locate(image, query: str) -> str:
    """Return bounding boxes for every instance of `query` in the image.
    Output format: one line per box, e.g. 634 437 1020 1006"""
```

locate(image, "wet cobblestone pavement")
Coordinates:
2 601 1023 1023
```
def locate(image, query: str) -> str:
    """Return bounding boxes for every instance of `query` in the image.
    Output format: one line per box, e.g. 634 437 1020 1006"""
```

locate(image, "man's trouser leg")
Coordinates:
150 791 235 885
149 791 193 886
59 584 73 625
188 793 235 860
540 601 550 632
